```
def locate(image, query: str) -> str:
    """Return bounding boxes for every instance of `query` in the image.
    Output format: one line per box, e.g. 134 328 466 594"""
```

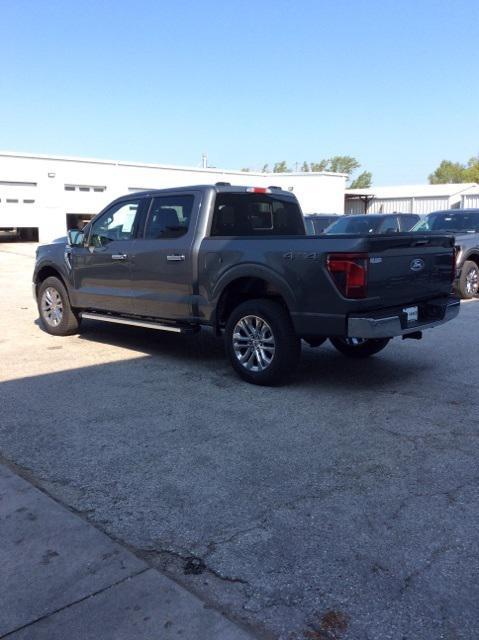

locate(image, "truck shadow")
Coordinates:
74 319 423 391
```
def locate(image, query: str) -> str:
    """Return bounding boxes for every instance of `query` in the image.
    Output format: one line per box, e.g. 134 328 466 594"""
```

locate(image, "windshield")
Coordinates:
413 211 479 233
325 216 386 234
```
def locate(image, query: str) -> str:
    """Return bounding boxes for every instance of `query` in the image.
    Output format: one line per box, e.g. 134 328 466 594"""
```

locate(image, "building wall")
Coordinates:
0 153 347 242
463 193 479 208
345 195 453 215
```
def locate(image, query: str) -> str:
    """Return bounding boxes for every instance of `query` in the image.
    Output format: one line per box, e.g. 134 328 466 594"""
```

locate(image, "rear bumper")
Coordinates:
291 297 460 339
347 298 460 339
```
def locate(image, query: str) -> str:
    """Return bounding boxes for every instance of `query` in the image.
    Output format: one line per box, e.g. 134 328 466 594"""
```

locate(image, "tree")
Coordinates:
428 160 466 184
463 156 479 183
309 160 329 172
273 161 289 173
349 171 372 189
241 168 250 172
328 155 360 175
261 164 269 173
265 155 373 185
428 156 479 183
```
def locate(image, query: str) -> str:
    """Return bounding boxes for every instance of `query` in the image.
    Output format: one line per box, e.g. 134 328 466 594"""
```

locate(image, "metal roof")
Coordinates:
0 150 347 178
346 183 478 199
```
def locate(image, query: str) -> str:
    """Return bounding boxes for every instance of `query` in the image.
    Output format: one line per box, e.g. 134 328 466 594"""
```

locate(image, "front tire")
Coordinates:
225 299 301 385
37 276 80 336
458 260 479 299
329 336 390 358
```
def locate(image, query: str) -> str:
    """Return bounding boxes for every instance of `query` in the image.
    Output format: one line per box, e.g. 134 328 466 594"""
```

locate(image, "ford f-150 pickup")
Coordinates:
33 184 460 384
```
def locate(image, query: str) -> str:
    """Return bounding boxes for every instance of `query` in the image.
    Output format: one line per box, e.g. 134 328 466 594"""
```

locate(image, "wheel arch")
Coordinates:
464 252 479 268
213 266 297 330
34 265 69 297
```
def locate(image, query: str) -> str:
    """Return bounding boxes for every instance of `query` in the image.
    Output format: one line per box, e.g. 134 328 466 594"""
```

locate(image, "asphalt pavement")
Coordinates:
1 243 478 639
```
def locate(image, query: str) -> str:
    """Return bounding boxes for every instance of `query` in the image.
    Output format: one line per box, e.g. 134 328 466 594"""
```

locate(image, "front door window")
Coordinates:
89 200 141 247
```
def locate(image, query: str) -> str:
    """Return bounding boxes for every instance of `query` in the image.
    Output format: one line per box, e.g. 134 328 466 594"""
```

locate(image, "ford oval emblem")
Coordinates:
410 258 425 272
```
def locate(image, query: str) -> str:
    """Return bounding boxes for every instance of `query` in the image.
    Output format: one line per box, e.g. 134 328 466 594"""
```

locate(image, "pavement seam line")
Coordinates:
0 568 150 639
0 456 266 640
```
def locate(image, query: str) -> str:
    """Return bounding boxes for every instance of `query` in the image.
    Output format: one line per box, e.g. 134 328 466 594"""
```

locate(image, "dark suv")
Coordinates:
412 209 479 298
324 213 420 235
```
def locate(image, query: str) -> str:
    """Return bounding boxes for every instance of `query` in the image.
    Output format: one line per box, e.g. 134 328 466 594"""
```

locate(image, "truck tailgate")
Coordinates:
364 234 454 305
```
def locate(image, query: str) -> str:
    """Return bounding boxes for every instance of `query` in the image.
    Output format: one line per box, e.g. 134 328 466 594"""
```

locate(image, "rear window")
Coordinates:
211 193 305 236
306 216 338 234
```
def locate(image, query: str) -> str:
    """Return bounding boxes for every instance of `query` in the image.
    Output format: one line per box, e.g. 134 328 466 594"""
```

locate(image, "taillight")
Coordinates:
327 253 368 298
246 187 270 194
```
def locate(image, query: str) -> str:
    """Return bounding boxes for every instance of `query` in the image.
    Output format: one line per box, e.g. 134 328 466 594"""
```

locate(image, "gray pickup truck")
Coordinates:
33 184 459 385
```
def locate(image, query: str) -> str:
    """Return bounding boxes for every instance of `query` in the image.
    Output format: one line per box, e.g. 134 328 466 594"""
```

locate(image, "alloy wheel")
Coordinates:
40 287 64 327
232 315 275 372
465 266 479 297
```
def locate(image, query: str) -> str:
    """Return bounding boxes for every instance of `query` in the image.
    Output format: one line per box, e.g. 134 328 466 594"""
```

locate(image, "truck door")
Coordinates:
71 198 146 313
129 192 199 320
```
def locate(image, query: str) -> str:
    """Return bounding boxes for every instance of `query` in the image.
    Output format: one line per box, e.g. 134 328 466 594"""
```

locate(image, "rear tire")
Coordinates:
225 299 301 385
458 260 479 299
37 276 80 336
329 336 390 358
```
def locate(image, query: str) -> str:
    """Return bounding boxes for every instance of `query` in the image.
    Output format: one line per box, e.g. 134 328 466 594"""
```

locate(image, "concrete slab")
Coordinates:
7 569 255 640
0 464 146 636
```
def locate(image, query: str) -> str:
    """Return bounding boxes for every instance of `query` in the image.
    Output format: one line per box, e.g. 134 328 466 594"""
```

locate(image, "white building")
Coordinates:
345 183 479 215
462 185 479 208
0 151 347 243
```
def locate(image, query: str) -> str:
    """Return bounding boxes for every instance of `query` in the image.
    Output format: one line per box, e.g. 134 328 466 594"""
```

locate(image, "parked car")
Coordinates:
33 184 459 385
304 214 340 234
412 209 479 298
324 213 420 235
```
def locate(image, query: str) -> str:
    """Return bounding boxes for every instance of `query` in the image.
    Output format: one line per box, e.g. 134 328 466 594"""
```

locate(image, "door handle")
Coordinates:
167 254 185 262
111 253 128 261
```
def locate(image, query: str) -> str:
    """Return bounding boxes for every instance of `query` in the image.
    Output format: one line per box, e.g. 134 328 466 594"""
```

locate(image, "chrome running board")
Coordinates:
81 312 184 333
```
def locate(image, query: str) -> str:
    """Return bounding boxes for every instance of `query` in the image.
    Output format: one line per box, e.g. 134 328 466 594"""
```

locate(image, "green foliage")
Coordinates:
349 171 372 189
262 155 374 186
303 156 371 186
273 161 289 173
428 156 479 184
261 164 269 173
328 155 360 175
464 156 479 183
309 160 329 172
428 160 467 184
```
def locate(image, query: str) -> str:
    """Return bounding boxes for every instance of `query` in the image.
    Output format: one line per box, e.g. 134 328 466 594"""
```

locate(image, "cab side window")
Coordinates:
144 195 194 239
90 200 141 247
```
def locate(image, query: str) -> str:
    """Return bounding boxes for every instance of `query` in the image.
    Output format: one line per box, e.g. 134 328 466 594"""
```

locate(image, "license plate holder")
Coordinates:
403 306 418 323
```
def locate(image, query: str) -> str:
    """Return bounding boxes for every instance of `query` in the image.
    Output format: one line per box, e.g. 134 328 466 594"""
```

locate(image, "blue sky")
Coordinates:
1 0 477 185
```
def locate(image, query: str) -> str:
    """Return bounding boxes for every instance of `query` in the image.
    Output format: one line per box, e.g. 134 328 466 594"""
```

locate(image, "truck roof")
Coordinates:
114 184 298 201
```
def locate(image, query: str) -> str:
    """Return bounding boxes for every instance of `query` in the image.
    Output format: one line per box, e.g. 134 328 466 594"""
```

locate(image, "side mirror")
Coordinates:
68 229 85 247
